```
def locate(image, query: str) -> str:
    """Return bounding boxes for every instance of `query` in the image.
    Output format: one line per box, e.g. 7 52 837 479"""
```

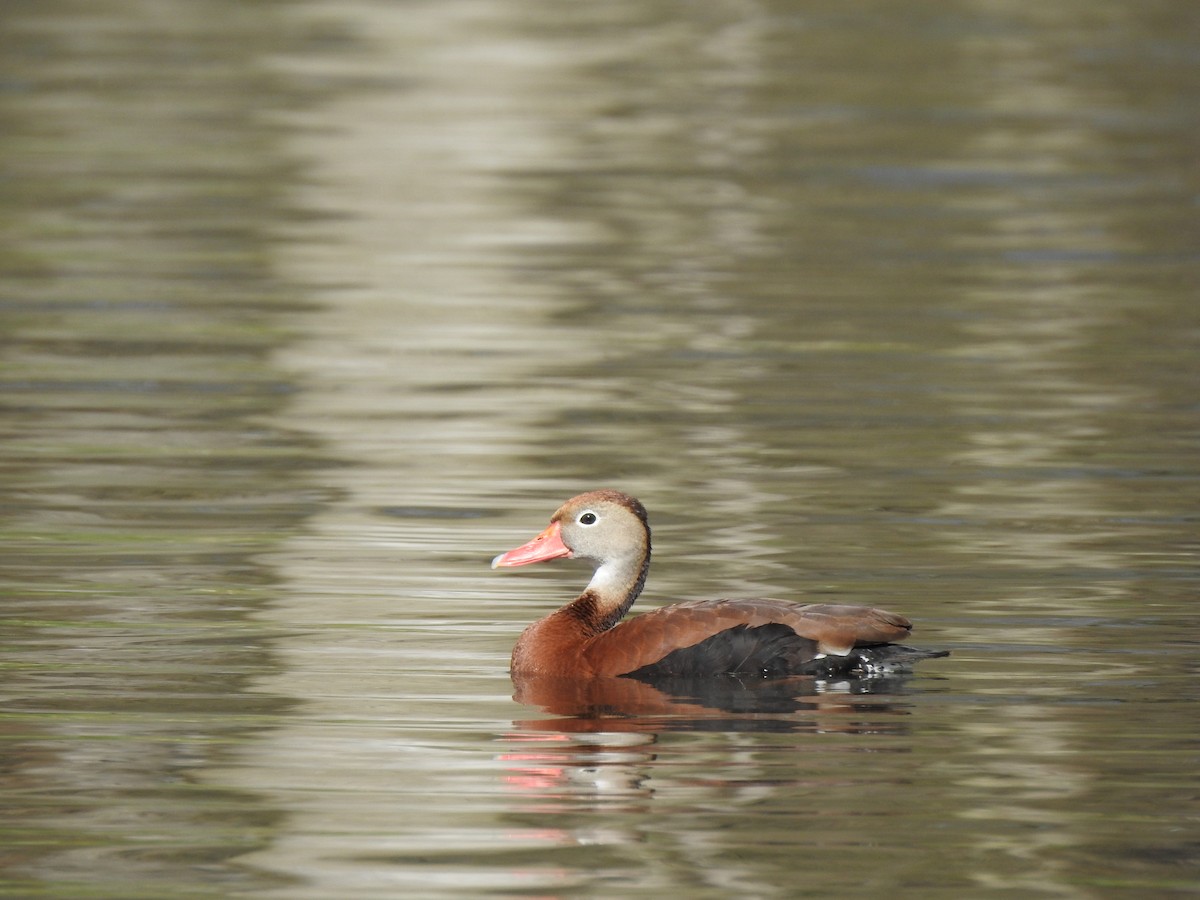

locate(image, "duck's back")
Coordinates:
580 598 913 678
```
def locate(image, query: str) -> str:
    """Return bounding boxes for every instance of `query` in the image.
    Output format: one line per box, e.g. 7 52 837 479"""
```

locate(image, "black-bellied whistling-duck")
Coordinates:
492 490 946 681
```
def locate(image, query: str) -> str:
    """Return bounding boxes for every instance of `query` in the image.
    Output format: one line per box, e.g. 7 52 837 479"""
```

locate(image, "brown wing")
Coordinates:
767 601 913 654
581 598 913 677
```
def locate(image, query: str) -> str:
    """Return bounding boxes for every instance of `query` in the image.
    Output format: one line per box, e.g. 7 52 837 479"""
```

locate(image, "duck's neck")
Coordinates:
565 546 651 636
511 544 650 677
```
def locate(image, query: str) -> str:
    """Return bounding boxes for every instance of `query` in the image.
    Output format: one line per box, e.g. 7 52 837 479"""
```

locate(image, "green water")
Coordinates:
1 1 1197 897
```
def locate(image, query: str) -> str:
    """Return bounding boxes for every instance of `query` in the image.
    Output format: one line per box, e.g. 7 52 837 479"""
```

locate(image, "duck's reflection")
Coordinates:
511 670 917 732
499 672 924 806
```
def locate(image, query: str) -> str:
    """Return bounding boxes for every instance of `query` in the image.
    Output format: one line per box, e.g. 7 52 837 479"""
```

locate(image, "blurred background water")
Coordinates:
1 1 1197 897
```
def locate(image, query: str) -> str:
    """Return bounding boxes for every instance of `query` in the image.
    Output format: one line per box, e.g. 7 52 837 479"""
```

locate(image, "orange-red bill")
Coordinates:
491 521 572 568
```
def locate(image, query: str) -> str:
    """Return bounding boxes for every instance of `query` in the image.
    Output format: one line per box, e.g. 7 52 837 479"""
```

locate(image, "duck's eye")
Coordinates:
578 511 598 526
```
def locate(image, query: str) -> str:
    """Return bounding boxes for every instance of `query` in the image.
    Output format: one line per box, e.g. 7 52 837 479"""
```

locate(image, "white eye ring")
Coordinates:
578 510 598 526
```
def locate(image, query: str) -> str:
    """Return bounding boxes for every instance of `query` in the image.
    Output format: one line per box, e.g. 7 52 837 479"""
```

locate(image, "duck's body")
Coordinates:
493 490 944 681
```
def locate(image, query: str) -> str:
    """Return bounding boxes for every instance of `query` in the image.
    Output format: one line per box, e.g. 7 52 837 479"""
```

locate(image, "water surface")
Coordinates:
1 1 1197 897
